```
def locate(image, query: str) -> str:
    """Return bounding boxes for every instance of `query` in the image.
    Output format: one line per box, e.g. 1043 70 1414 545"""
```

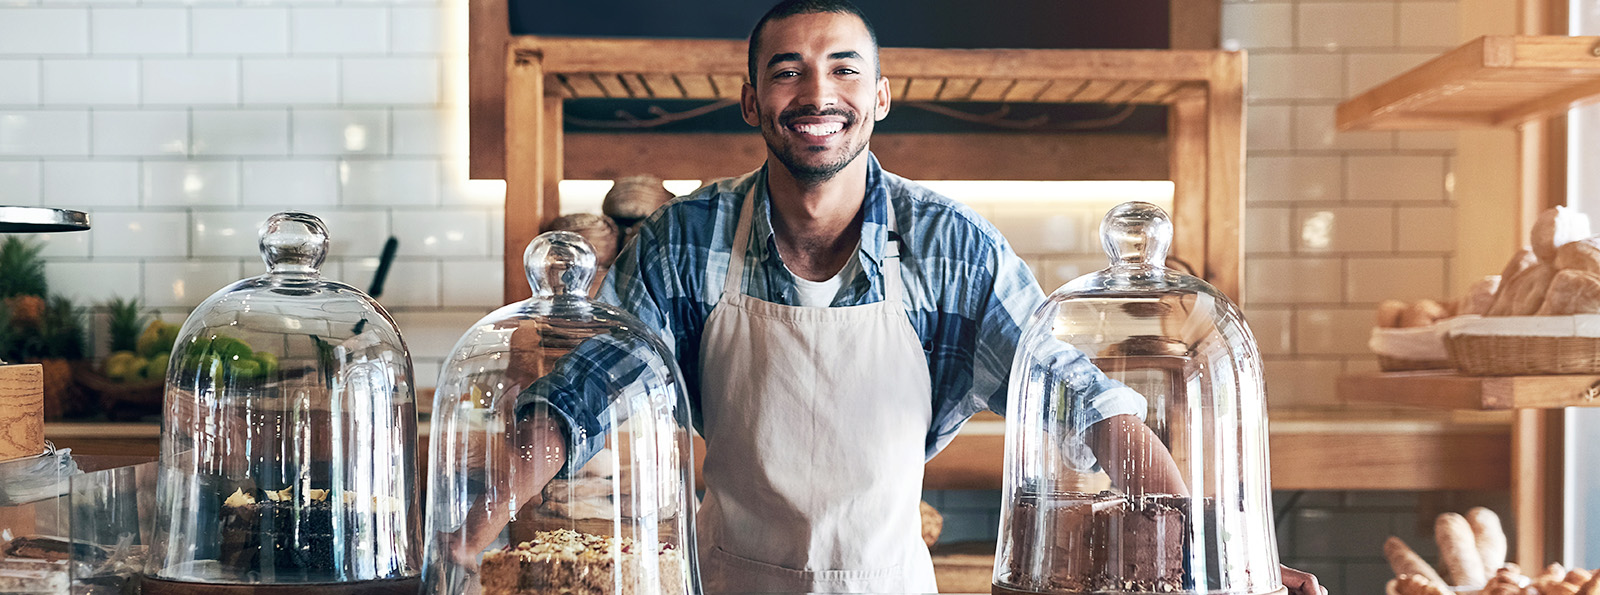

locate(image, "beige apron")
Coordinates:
696 186 938 594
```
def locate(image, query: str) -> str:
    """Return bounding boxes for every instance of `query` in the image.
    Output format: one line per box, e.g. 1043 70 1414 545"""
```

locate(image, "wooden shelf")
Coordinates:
1339 370 1600 410
1337 35 1600 131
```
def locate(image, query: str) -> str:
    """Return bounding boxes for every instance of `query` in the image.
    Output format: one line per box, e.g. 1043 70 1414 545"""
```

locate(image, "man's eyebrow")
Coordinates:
828 50 863 61
766 52 802 69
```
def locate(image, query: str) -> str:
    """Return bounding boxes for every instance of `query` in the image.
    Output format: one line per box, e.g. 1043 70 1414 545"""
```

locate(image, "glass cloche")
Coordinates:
994 202 1282 595
422 231 699 595
146 212 421 594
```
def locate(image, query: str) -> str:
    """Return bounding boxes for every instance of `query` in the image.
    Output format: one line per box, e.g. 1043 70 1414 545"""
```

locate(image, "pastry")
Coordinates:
1376 300 1409 328
479 529 686 595
1537 269 1600 315
1400 300 1449 327
1458 276 1501 316
1489 264 1555 316
1532 206 1593 262
1556 238 1600 275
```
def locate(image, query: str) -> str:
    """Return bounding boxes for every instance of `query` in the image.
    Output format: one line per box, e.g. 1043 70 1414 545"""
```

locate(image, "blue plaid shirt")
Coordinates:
527 154 1145 469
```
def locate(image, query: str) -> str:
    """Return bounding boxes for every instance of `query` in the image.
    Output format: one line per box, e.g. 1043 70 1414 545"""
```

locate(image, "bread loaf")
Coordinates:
1466 507 1508 576
1392 574 1450 595
1568 569 1595 587
1376 299 1409 329
1537 269 1600 315
1578 571 1600 595
546 213 621 269
1502 248 1540 283
1401 299 1450 327
1436 512 1488 587
1556 238 1600 275
1532 206 1593 262
1458 276 1502 316
1489 264 1556 316
1384 536 1446 585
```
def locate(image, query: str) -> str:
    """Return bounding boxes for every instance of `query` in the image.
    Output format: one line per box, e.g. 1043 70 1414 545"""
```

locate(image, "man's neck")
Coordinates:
765 154 870 282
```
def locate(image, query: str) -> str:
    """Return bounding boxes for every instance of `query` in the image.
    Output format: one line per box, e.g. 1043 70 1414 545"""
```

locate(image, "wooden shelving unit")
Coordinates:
1337 35 1600 131
1334 30 1600 570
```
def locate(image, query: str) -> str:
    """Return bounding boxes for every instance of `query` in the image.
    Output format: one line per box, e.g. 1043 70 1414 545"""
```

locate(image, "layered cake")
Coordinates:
217 486 338 576
1000 491 1190 593
480 529 686 595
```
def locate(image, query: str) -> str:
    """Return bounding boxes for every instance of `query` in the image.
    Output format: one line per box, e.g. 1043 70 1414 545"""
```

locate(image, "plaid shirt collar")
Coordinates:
745 153 894 272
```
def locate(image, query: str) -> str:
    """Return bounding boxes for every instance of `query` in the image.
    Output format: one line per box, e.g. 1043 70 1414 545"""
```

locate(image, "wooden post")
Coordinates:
1168 86 1208 291
505 48 545 303
468 0 509 179
542 95 563 233
1206 52 1245 303
1511 408 1565 570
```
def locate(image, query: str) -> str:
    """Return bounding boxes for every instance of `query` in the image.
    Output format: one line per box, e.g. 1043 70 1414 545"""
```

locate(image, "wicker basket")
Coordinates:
1446 315 1600 375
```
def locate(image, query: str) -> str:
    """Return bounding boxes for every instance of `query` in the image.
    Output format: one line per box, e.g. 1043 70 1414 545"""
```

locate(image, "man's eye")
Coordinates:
836 68 859 76
773 71 798 79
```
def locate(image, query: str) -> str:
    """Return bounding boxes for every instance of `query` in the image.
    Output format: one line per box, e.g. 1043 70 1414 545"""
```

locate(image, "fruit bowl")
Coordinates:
72 361 163 421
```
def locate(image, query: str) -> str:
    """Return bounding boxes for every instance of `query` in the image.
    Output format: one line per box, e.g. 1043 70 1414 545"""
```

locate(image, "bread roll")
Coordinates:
1567 569 1594 587
1489 264 1556 316
1556 238 1600 275
1385 536 1446 585
545 213 621 269
1376 300 1409 328
1401 299 1450 327
602 176 675 222
1466 507 1508 576
1393 574 1450 595
1437 512 1488 587
1538 269 1600 315
1501 248 1540 283
1533 206 1593 262
1551 582 1584 595
1578 571 1600 595
1459 276 1502 316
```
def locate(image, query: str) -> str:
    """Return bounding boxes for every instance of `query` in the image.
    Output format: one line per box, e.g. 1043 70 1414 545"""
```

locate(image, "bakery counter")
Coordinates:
44 408 1512 492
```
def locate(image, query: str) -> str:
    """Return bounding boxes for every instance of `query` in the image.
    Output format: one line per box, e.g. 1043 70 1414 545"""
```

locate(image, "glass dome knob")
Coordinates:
525 231 597 296
259 211 328 274
1100 201 1173 266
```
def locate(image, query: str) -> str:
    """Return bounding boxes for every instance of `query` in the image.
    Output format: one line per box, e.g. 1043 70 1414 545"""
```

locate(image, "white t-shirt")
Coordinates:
791 254 861 308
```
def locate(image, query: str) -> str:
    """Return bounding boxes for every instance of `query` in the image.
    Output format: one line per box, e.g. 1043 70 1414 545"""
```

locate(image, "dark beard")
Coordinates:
764 106 869 185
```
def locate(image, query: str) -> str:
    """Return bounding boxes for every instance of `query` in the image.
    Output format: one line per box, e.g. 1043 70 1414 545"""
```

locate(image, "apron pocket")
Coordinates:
704 546 907 593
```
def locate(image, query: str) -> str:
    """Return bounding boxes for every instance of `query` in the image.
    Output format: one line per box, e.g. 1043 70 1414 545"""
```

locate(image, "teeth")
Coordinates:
794 122 843 136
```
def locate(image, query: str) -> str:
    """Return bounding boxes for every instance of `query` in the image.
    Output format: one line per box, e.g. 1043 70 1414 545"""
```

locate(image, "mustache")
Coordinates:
778 107 857 127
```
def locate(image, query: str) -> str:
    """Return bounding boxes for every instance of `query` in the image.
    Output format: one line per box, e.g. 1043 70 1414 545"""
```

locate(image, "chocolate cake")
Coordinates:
480 529 686 595
217 486 339 576
1000 491 1189 593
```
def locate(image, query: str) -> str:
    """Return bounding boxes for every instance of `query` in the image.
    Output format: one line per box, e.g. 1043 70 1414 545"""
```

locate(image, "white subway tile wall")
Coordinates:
0 0 1458 414
1235 0 1460 414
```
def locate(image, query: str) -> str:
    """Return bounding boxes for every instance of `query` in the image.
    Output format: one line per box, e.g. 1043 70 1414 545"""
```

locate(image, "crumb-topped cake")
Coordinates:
480 529 686 595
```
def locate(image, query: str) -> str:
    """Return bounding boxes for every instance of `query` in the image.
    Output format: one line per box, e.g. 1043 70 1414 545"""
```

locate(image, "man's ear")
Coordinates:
875 76 891 121
741 82 760 126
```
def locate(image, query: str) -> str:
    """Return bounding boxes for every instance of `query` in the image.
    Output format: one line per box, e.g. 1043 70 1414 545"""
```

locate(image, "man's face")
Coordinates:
742 12 891 184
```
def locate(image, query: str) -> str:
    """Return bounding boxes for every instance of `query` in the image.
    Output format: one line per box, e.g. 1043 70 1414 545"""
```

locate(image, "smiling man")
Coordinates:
509 1 1326 593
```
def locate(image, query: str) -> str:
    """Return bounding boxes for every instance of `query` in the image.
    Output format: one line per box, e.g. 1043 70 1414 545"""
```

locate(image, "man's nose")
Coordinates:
796 72 837 108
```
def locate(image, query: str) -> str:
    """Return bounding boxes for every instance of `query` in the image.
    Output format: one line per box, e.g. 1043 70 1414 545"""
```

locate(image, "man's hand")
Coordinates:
1282 564 1326 595
450 414 568 564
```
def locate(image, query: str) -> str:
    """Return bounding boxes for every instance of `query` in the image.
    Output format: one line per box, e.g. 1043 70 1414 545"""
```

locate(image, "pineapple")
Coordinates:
104 296 148 354
0 237 48 330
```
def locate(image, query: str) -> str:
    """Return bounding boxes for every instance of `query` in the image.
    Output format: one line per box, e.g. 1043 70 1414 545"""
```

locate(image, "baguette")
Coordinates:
1436 512 1488 587
1467 507 1508 576
1385 536 1446 585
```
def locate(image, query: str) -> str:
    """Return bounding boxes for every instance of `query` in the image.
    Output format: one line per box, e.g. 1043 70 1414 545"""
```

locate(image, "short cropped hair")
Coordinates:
746 0 880 86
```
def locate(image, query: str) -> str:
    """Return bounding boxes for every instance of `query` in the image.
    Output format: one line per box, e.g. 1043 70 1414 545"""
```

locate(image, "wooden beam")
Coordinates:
1168 87 1207 287
468 0 509 179
563 132 1170 182
513 36 1236 84
1512 409 1564 570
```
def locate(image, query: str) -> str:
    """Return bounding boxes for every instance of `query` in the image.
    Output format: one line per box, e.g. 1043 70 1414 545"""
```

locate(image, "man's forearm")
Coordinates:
1084 414 1188 496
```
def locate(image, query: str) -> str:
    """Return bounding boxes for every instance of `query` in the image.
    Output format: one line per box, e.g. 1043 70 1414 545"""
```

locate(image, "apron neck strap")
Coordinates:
725 183 905 304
